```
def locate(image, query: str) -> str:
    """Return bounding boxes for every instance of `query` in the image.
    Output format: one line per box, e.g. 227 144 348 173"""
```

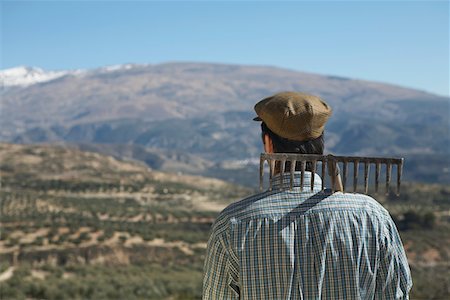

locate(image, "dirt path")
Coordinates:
190 195 228 212
0 267 15 282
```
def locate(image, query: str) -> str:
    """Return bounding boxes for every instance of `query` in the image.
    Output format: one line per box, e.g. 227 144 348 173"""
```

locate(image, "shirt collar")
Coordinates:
271 171 323 191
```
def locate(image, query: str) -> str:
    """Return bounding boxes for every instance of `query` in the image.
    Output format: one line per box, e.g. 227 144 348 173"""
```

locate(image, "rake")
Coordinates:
259 153 404 195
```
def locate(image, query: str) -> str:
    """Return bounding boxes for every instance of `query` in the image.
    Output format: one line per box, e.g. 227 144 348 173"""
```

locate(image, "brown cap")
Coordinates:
253 91 332 141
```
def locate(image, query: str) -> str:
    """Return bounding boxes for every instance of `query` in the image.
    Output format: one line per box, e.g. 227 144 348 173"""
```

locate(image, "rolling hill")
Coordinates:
0 143 449 299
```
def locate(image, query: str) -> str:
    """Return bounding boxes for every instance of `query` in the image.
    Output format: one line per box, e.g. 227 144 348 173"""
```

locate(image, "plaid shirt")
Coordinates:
203 171 412 299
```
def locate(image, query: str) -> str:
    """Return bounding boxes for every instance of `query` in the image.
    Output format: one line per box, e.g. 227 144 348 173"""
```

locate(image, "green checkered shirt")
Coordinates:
203 172 412 299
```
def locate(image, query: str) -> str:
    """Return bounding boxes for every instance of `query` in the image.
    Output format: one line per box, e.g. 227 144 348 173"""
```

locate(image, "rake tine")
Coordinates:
330 160 336 193
375 163 380 194
290 160 296 190
364 162 370 194
259 157 265 191
342 161 348 193
321 160 326 191
300 161 305 191
326 156 336 193
386 163 392 195
353 160 359 192
397 160 403 196
279 159 286 190
311 160 317 191
269 159 275 191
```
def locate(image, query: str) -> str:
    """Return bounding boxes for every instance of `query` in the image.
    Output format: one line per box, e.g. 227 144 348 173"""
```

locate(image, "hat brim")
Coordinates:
253 116 262 121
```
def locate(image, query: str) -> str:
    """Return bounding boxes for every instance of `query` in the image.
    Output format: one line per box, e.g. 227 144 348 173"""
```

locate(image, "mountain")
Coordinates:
1 62 448 184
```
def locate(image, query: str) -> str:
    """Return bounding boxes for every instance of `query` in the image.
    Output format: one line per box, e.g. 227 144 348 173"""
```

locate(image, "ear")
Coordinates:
263 134 274 153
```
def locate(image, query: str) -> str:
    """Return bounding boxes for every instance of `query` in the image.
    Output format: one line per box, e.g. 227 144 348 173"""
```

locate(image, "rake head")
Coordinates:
259 153 404 196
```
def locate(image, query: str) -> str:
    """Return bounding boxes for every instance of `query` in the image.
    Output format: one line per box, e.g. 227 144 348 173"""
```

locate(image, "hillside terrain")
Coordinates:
0 143 252 299
1 63 449 184
0 143 449 299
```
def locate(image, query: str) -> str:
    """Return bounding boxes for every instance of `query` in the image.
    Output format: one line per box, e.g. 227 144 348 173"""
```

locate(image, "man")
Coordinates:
203 92 412 299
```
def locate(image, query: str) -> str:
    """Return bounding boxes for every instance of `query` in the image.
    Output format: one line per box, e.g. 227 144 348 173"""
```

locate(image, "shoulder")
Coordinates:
209 191 274 235
326 191 392 220
305 191 391 219
212 190 282 234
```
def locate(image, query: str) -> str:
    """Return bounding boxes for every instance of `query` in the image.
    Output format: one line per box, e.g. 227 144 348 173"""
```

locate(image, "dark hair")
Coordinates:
261 122 324 155
261 122 324 172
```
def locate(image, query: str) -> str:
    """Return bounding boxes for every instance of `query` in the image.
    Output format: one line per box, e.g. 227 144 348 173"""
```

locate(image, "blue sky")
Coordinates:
1 1 449 96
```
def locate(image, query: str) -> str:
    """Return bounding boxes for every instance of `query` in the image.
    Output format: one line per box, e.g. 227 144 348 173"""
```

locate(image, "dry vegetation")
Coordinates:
0 143 251 299
0 143 449 299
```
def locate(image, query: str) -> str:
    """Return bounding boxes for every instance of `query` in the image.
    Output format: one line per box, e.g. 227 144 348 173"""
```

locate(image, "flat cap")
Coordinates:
254 91 332 141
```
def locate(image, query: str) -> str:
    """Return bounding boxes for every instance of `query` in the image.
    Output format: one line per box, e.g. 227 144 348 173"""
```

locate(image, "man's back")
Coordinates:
203 172 412 299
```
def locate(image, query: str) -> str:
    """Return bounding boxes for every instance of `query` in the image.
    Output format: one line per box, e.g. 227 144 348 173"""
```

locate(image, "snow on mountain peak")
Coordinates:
0 66 83 88
0 64 143 88
100 63 139 72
